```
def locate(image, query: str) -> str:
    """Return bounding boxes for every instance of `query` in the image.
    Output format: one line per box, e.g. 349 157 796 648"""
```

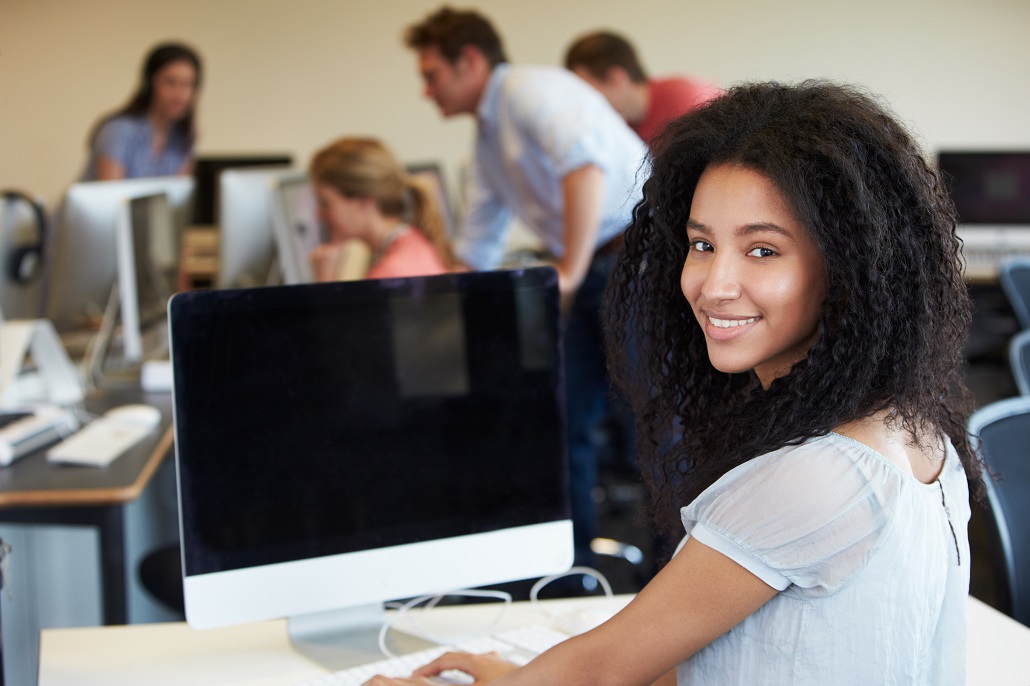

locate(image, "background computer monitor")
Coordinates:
216 166 295 289
115 193 173 363
270 174 322 284
938 151 1030 225
191 154 293 226
169 267 572 669
46 176 193 331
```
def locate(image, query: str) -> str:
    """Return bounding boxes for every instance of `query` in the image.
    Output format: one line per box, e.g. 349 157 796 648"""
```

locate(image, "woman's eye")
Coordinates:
690 240 713 253
748 246 776 258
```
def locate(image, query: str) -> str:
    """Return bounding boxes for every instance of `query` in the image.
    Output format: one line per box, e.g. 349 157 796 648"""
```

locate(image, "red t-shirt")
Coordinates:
633 76 723 145
366 227 448 279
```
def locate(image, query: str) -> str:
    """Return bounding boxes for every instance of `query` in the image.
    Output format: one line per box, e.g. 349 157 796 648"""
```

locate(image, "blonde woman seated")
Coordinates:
309 138 455 281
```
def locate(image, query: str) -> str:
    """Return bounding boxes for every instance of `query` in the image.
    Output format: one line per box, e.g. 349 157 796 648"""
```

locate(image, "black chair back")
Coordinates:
969 396 1030 627
1009 329 1030 396
999 258 1030 330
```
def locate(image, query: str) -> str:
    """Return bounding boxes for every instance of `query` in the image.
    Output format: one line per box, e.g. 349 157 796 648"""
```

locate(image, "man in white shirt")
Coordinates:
405 6 648 568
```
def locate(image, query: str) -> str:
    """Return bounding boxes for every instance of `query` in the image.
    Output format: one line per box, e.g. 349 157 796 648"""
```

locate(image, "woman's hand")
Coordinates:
361 651 518 685
309 243 344 283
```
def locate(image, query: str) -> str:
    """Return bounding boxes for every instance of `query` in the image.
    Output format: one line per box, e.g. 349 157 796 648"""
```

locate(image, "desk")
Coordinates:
36 595 1030 685
0 389 174 625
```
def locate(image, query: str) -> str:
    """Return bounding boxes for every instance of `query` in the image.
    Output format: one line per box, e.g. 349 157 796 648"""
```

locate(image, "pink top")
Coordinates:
366 227 448 279
634 76 723 145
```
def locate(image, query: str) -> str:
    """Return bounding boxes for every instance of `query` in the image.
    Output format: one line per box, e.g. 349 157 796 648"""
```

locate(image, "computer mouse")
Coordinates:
104 404 162 429
553 609 615 636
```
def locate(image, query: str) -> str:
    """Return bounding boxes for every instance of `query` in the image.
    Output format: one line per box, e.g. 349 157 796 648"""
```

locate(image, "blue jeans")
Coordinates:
563 251 619 566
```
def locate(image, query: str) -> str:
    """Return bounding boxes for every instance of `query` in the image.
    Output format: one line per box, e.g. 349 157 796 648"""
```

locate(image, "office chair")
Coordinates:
969 396 1030 627
998 258 1030 330
138 542 184 615
1009 329 1030 396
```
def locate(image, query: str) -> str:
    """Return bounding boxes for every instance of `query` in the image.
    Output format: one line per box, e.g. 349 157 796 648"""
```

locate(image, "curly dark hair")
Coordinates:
605 80 981 538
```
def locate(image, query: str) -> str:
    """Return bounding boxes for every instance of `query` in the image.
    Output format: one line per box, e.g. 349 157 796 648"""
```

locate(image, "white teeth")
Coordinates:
709 316 757 329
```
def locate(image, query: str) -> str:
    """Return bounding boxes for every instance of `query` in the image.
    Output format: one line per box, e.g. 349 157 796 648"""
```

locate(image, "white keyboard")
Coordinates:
295 625 571 686
0 406 80 466
47 406 160 468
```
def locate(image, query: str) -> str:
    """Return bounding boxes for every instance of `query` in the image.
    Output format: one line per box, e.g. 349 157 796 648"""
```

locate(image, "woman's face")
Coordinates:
681 163 827 388
314 182 367 243
150 59 198 122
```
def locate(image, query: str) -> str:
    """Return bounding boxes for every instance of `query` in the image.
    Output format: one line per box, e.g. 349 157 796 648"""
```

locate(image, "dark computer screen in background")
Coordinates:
191 154 293 225
938 151 1030 225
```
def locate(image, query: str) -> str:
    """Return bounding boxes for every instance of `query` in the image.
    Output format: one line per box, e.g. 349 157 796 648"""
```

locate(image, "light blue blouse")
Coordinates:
83 114 191 181
677 433 970 685
456 64 649 269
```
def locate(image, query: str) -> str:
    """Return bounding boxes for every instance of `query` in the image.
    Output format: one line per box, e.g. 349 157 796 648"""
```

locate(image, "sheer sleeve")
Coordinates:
680 435 902 595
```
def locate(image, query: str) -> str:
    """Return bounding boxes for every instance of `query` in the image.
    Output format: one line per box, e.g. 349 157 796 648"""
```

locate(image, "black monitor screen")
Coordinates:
192 154 293 225
937 151 1030 225
170 267 569 576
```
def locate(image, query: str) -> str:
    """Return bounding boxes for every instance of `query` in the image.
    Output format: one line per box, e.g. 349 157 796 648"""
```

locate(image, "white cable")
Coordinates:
528 566 614 622
377 588 513 659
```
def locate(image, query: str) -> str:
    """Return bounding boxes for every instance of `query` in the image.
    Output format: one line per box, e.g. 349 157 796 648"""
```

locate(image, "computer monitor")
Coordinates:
169 267 572 669
270 174 323 284
115 193 173 363
216 166 295 289
46 176 193 331
191 154 293 225
938 151 1030 225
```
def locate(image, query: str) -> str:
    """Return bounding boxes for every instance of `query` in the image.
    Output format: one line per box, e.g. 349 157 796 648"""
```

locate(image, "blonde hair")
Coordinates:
309 137 455 267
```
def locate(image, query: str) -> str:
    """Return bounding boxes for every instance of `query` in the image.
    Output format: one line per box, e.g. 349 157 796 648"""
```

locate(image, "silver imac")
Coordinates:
216 166 296 289
46 176 193 332
169 267 572 670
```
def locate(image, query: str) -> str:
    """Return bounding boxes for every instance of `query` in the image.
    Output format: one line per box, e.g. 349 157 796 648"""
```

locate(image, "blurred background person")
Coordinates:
405 7 648 571
83 42 202 181
565 31 720 146
308 137 455 281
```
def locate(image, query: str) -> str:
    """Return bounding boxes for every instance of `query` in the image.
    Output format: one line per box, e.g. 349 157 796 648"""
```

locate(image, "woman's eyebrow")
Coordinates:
686 219 710 234
737 222 793 238
688 219 795 239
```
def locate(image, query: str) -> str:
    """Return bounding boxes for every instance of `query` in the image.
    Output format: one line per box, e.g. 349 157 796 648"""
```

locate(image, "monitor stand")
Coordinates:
287 603 437 671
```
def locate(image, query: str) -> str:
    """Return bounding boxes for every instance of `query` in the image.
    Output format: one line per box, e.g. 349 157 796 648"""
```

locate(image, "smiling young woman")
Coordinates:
366 81 981 686
681 163 827 387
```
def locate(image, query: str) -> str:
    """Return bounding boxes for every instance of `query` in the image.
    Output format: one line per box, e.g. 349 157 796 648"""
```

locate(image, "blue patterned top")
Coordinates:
83 114 191 180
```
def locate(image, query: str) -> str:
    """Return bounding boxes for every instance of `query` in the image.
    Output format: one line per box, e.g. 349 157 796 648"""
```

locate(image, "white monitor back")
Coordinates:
46 177 193 331
116 193 173 363
216 166 295 289
270 174 321 284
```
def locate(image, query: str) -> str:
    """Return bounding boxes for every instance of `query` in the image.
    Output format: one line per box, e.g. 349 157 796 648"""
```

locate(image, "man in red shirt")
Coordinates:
565 31 722 145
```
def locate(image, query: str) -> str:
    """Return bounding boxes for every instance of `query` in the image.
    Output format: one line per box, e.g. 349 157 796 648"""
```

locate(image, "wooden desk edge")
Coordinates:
0 426 174 509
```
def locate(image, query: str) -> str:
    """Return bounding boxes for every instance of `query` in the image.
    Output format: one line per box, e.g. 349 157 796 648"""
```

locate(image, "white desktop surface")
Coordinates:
38 595 1029 685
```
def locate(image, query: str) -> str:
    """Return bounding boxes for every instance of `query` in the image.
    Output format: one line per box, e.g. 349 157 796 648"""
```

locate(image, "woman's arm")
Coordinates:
94 155 126 181
370 537 778 686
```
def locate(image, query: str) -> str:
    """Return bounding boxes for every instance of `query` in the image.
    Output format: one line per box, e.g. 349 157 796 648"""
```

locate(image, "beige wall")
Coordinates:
3 0 1029 209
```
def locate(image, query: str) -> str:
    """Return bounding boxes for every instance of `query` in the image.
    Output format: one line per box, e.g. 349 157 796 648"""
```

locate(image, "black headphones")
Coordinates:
0 190 47 284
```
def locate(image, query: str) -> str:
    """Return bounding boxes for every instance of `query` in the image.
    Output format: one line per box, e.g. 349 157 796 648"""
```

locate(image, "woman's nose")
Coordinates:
700 253 742 302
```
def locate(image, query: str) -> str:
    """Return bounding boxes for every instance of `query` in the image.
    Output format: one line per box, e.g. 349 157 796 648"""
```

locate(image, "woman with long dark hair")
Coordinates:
83 42 202 181
368 81 980 685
